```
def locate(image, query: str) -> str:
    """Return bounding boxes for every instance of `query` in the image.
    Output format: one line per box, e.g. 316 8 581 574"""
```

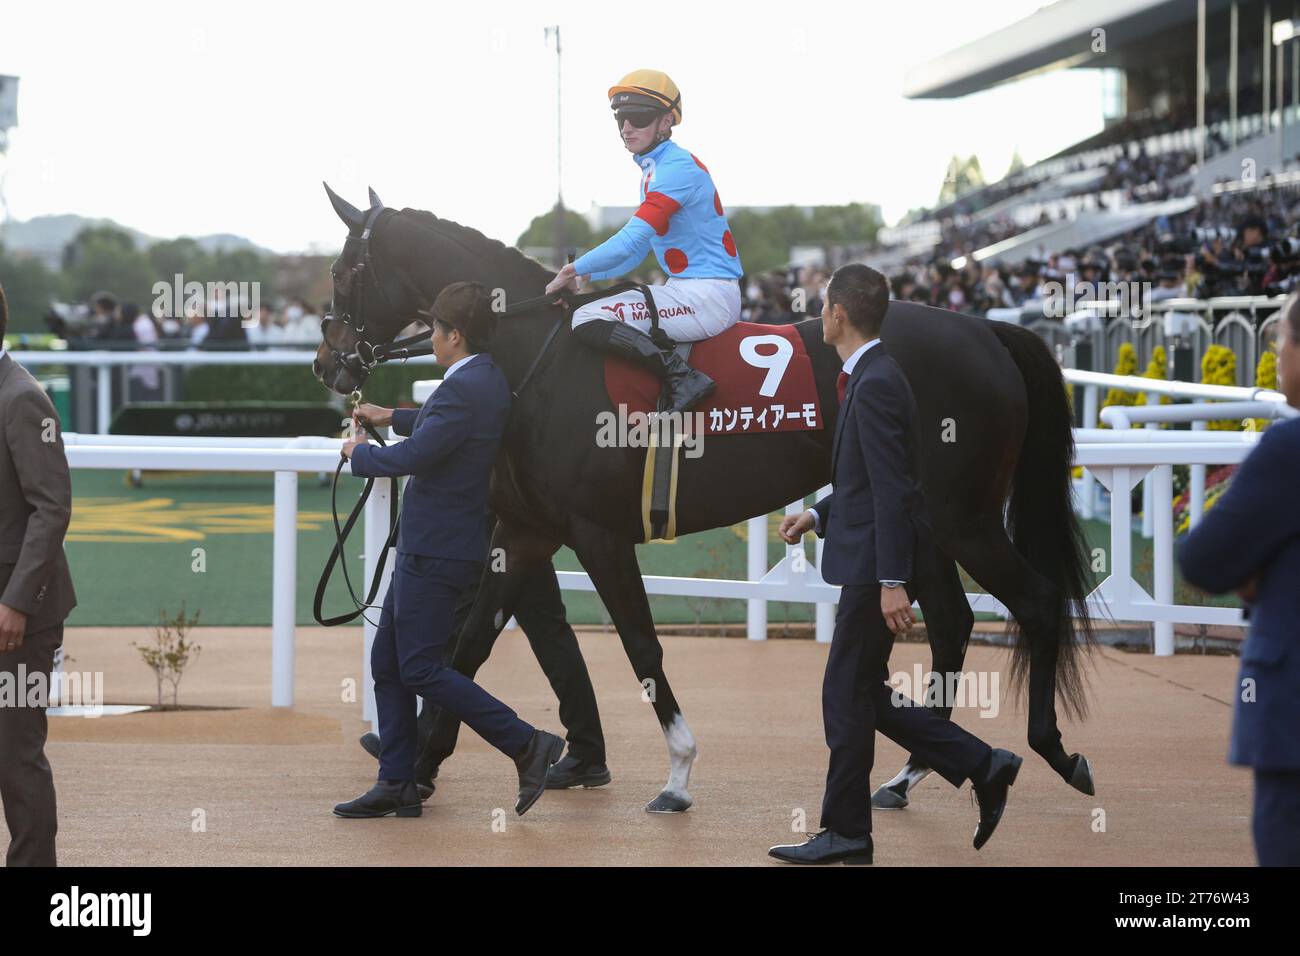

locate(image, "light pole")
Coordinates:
0 75 19 238
1273 18 1300 174
544 26 565 268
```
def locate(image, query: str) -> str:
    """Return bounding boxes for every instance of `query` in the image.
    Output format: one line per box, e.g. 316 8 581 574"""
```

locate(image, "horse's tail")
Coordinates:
988 320 1095 720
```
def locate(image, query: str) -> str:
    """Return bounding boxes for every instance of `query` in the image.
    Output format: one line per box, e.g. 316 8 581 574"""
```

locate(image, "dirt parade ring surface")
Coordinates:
11 627 1252 867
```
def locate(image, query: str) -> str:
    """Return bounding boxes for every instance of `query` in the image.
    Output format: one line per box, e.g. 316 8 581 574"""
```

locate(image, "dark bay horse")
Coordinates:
315 186 1097 813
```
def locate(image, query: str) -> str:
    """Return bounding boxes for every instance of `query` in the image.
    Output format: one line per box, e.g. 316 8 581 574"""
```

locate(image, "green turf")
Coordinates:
62 470 1233 628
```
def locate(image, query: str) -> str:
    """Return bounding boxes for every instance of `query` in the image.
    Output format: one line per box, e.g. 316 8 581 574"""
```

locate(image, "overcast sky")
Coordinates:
0 0 1104 254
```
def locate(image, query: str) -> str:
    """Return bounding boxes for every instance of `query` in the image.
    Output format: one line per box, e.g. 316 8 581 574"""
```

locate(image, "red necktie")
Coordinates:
836 371 849 405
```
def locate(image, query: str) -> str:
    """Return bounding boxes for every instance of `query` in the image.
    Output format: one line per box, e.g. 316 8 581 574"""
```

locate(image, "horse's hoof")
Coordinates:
1067 753 1095 796
645 791 692 813
871 779 910 810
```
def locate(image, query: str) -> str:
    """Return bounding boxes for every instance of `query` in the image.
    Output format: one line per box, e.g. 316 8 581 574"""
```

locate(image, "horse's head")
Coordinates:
314 183 427 395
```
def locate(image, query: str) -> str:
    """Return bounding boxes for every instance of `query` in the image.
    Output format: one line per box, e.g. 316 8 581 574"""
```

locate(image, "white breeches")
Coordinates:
571 277 742 342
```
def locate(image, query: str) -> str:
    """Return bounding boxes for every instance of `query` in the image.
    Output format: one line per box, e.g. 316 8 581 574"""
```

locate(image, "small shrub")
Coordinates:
133 603 203 710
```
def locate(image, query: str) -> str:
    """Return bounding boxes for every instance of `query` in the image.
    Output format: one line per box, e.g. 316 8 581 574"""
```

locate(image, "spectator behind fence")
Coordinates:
246 304 286 347
1177 292 1300 867
125 303 163 401
281 298 322 342
86 292 117 340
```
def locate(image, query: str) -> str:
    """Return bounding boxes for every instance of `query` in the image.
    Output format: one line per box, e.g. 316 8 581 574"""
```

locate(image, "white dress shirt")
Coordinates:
441 353 475 380
841 337 881 376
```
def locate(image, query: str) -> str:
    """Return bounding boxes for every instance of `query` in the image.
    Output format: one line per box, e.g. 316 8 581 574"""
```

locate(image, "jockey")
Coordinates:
544 69 743 413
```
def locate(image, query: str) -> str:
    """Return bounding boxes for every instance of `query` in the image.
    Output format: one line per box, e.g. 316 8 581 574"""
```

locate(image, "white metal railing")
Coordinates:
51 358 1287 723
57 426 1269 732
1073 438 1253 656
11 349 440 435
1063 368 1289 527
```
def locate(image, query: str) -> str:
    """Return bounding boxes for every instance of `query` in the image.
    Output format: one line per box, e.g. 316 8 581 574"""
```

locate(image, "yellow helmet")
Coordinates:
608 69 682 125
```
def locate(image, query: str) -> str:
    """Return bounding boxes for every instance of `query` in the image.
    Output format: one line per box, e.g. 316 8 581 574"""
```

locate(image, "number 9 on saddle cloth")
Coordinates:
570 276 742 541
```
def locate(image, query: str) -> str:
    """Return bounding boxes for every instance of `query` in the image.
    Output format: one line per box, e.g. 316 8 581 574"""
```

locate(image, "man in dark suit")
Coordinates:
1178 295 1300 866
333 281 564 819
768 264 1021 865
355 552 611 793
1 282 77 866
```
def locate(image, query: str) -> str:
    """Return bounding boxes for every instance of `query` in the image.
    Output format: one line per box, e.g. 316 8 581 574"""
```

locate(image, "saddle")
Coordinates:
602 320 824 542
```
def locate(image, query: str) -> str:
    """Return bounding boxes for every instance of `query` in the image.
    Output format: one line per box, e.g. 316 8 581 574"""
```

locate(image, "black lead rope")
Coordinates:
313 418 400 627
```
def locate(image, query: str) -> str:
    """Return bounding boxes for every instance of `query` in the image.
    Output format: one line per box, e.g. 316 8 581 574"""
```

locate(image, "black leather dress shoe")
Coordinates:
514 730 565 816
769 829 873 865
332 780 422 819
545 753 612 789
356 734 435 801
972 748 1023 849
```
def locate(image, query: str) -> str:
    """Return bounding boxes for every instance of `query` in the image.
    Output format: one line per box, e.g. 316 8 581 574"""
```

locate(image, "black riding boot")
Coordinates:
572 319 715 413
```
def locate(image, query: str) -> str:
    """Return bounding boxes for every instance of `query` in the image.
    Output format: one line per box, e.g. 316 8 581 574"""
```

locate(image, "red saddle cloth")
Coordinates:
603 322 823 434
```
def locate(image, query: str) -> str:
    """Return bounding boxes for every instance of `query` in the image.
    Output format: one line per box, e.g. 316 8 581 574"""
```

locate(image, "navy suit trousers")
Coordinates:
1254 770 1300 866
821 584 991 838
373 552 533 780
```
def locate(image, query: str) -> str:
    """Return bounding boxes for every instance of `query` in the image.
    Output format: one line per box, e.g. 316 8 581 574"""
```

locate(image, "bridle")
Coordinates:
320 204 436 385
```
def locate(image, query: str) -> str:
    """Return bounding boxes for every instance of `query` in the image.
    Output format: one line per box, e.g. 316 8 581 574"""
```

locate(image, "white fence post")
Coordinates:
746 514 768 641
1080 384 1099 519
271 470 298 707
96 363 112 434
1110 465 1134 607
813 484 835 644
1141 422 1158 538
1152 463 1175 656
1189 419 1207 528
361 476 395 731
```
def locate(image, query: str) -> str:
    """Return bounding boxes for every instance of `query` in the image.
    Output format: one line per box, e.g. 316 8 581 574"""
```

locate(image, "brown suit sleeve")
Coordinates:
1 386 72 615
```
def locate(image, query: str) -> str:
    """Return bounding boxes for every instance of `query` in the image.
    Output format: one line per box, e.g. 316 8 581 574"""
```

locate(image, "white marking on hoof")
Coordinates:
653 713 696 811
873 763 933 808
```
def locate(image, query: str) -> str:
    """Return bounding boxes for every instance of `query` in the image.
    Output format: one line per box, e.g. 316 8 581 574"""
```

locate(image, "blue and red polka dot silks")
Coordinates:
574 139 743 282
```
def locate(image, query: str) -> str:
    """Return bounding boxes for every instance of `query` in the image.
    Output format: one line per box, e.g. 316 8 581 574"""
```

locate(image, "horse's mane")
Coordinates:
393 208 554 285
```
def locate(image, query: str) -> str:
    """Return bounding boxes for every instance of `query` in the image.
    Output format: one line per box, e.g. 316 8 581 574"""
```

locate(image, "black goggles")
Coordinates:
614 109 664 129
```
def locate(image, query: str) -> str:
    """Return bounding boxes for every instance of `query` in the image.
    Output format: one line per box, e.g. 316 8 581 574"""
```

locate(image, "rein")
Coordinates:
312 415 400 627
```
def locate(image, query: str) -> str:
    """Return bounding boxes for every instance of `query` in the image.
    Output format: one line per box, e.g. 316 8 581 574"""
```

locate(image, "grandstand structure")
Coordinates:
873 0 1300 388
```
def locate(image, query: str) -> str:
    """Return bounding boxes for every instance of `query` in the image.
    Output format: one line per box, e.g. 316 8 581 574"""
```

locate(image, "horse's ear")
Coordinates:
367 186 383 208
323 182 366 232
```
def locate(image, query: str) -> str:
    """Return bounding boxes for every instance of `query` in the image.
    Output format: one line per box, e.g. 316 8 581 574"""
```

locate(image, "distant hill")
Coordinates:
0 214 273 269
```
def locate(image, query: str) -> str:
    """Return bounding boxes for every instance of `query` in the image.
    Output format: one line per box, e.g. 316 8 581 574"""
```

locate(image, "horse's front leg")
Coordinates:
568 516 696 813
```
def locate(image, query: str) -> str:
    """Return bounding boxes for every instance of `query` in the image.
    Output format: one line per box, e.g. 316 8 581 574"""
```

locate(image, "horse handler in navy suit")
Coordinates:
1178 294 1300 866
333 281 564 819
768 264 1022 865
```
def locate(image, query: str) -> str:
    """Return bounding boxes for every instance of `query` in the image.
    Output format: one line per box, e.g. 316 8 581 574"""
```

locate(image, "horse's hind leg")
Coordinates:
568 517 695 813
944 518 1092 791
873 545 974 810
